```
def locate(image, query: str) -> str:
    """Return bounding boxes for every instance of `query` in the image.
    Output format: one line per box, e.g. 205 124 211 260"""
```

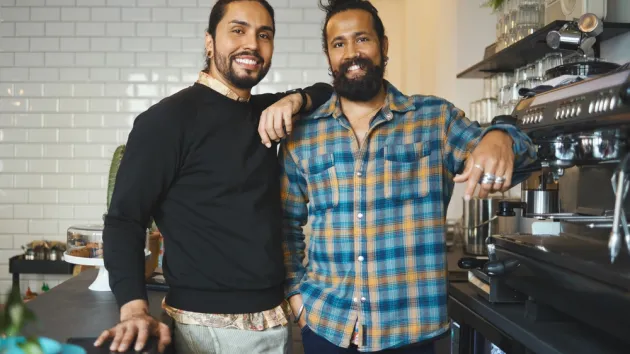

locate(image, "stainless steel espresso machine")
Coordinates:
462 63 630 347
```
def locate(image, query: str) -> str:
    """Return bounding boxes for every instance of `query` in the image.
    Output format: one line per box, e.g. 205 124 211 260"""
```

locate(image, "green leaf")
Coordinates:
0 284 38 337
481 0 506 11
17 337 44 354
107 145 126 210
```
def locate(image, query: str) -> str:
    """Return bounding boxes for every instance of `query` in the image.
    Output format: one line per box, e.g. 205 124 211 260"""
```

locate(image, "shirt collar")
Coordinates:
196 71 250 102
310 80 415 120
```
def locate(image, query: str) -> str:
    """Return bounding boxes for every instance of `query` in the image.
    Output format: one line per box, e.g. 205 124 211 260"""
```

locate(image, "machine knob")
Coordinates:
458 257 487 270
485 259 520 276
595 99 601 113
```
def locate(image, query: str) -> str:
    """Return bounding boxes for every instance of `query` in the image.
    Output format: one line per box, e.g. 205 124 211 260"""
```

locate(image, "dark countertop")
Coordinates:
23 270 170 342
449 282 628 354
21 248 467 343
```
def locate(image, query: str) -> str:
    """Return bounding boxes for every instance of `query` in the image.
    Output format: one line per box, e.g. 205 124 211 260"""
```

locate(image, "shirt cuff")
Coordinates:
286 289 301 300
112 279 149 309
481 124 530 156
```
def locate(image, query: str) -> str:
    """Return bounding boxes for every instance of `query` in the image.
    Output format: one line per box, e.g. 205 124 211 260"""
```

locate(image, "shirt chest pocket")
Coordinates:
383 142 432 201
299 154 339 212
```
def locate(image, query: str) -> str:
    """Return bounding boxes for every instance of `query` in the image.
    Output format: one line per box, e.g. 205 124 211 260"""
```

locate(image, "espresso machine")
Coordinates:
461 62 630 347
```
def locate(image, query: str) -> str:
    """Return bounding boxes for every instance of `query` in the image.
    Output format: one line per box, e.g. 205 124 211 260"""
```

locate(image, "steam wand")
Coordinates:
609 153 630 263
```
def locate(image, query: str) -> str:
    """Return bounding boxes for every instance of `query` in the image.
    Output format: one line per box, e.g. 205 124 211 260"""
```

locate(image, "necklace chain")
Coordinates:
347 104 383 125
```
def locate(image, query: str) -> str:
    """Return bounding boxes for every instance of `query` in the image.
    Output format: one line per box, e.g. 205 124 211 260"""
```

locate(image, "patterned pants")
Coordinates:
173 322 292 354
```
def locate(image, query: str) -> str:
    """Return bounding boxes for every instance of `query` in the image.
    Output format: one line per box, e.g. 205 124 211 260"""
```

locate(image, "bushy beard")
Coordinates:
331 56 384 102
213 46 270 90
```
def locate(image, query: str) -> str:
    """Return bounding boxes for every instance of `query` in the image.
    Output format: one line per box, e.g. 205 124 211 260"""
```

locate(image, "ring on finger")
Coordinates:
494 176 506 184
473 164 484 171
481 173 496 184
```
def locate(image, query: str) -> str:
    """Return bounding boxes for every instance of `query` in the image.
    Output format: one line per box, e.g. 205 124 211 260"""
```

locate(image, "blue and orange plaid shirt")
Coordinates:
279 81 537 351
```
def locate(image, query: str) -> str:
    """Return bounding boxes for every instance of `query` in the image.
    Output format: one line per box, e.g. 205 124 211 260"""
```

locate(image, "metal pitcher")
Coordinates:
462 196 520 255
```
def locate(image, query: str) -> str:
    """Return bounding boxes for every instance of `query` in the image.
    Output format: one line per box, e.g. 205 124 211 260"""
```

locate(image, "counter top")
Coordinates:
20 247 467 343
23 270 170 342
449 282 627 354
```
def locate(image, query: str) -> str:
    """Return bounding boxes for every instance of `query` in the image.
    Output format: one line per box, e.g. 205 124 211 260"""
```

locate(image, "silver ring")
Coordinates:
494 176 506 184
480 173 496 184
473 164 484 171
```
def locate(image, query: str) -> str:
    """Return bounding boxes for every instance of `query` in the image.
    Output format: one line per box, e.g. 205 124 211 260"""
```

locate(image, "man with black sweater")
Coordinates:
94 1 332 353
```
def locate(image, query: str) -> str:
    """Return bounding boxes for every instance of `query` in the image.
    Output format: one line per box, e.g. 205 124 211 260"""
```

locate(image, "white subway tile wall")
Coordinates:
0 0 329 296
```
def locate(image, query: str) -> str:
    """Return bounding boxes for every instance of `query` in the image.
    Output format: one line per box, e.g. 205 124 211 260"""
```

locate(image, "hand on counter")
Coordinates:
93 299 171 353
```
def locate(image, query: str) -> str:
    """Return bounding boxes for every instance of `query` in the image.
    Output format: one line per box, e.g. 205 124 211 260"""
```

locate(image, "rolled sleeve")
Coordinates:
443 104 537 184
278 142 309 298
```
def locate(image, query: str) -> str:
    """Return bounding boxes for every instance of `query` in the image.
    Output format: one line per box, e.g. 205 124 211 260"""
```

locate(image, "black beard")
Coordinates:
332 57 384 102
214 48 270 90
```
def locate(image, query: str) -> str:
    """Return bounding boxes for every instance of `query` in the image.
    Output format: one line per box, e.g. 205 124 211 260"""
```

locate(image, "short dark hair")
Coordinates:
204 0 276 72
318 0 385 54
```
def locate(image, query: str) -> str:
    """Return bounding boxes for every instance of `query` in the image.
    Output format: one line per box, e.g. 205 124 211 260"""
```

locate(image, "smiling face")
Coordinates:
325 9 388 102
205 1 274 91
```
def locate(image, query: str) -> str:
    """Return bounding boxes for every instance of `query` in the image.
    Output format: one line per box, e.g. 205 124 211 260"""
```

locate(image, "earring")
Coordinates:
207 51 213 59
328 68 333 76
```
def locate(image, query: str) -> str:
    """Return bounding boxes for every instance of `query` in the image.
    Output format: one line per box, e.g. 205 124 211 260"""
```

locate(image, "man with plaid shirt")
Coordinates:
279 1 537 353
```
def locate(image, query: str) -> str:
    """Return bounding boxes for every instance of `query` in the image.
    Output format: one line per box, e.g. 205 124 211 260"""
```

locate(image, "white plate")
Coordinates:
63 249 151 291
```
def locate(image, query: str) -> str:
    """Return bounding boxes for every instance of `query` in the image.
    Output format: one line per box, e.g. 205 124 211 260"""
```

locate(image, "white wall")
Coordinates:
0 0 329 296
0 0 629 296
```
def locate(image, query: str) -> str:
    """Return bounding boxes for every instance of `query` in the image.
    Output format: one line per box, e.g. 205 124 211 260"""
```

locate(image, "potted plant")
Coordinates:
105 145 158 233
103 145 161 279
0 284 84 353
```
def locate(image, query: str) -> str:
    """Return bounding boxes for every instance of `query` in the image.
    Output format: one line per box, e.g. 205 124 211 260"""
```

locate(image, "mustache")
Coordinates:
230 50 264 63
337 57 374 75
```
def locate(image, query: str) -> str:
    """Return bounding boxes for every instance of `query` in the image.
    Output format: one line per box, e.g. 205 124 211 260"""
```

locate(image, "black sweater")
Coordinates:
103 82 332 314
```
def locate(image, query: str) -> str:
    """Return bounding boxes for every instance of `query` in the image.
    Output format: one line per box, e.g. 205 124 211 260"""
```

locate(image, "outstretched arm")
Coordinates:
253 83 334 147
443 104 537 199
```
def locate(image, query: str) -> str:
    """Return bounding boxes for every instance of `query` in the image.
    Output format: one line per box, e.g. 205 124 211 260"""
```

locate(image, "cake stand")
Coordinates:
64 249 151 291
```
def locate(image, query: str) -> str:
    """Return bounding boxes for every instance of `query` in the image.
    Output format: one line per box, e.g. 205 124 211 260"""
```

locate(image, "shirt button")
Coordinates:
361 297 367 302
357 213 363 219
358 256 364 262
353 297 358 303
357 172 362 177
386 112 393 119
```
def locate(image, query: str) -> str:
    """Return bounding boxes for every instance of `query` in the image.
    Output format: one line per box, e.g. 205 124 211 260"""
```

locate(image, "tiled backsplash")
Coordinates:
0 0 329 295
2 0 627 297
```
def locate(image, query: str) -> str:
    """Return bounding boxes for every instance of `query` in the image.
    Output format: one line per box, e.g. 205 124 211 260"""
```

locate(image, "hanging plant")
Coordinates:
481 0 506 12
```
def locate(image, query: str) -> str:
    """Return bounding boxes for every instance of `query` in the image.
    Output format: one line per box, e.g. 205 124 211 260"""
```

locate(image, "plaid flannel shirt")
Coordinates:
279 81 537 352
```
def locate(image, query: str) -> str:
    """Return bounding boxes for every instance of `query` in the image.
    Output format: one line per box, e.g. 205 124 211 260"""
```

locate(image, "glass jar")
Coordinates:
66 224 104 258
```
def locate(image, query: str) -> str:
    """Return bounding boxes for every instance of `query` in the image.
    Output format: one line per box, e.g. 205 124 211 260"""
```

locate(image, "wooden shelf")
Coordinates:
9 255 74 275
457 20 630 79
